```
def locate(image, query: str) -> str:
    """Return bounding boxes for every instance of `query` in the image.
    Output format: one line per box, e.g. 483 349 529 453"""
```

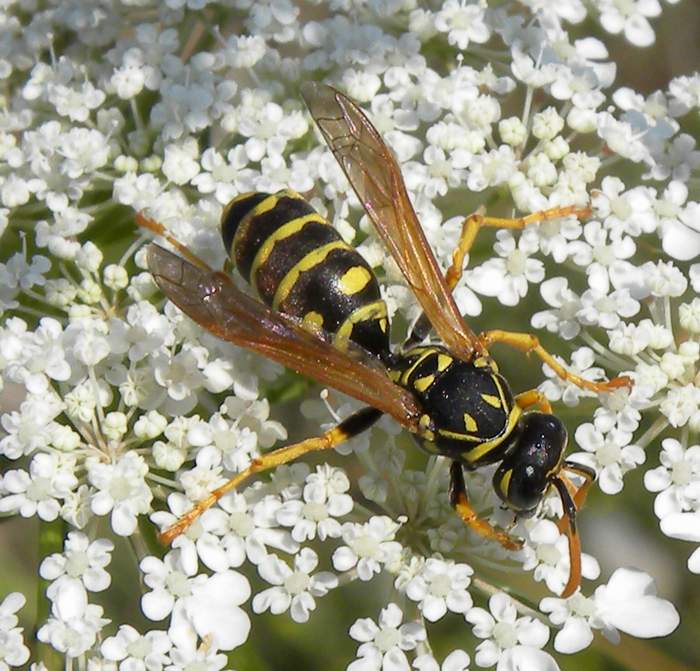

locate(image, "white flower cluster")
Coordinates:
0 0 698 669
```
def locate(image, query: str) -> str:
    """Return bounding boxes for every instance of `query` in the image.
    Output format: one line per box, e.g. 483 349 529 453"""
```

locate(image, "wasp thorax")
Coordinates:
492 412 568 514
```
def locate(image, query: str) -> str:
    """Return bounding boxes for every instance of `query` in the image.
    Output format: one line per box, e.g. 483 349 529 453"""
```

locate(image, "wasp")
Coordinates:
137 82 631 597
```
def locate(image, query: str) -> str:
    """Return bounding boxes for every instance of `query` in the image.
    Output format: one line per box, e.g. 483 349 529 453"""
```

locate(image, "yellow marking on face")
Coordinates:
419 414 432 430
437 354 452 372
481 393 502 409
273 241 349 310
388 369 402 382
463 412 478 433
499 469 512 499
250 213 326 280
379 318 388 333
338 266 372 296
301 311 324 333
413 374 435 393
333 300 387 351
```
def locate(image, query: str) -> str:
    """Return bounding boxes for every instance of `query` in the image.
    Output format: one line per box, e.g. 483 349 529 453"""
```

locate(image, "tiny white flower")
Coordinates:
404 557 473 622
275 464 353 542
101 625 172 670
0 593 29 669
466 592 558 670
572 424 644 494
333 516 403 581
253 548 337 623
40 531 114 594
644 438 700 518
348 603 426 671
88 451 153 536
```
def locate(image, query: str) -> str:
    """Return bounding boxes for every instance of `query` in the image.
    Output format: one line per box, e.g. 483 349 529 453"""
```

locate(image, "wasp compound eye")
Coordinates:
493 412 567 513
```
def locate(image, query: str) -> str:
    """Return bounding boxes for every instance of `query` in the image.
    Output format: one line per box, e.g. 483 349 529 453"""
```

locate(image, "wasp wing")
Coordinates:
148 244 422 430
301 82 480 361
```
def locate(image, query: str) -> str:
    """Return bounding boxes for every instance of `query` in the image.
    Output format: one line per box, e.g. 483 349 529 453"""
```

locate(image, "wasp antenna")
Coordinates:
552 476 582 599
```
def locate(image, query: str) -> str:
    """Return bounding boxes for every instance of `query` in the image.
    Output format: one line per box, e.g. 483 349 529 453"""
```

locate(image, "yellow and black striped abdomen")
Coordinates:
221 189 390 359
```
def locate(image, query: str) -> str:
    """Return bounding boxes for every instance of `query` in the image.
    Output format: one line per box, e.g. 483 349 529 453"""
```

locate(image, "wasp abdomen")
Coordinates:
221 189 390 358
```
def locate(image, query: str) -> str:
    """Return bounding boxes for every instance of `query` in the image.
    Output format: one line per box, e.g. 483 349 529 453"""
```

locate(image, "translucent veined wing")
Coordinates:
147 244 422 430
301 81 481 361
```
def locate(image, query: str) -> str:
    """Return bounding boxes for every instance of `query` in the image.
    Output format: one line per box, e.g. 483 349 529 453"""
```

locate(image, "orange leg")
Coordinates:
449 462 523 552
408 205 591 345
135 212 212 272
444 205 592 293
515 389 553 414
159 407 381 544
479 329 633 393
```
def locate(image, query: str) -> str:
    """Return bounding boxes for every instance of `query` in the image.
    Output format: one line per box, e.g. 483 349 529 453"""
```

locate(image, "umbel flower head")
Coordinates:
0 1 697 669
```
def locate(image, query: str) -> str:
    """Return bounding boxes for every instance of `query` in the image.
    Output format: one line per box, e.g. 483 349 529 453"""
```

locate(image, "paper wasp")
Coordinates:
137 82 631 597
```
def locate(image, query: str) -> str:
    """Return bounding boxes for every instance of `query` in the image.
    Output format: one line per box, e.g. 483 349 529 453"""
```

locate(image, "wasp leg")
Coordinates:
478 329 633 392
515 389 553 413
405 205 591 347
135 212 213 272
159 406 383 544
449 461 523 552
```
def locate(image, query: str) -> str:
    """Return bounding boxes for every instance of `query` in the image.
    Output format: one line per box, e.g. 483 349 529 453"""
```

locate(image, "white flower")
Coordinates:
332 516 403 581
169 569 251 651
151 493 230 575
466 592 558 670
434 0 490 50
467 145 517 192
165 629 228 671
598 0 661 47
141 552 196 622
37 580 109 658
541 567 678 652
0 452 78 521
217 491 299 566
568 220 636 294
531 277 582 340
413 650 470 671
253 548 337 623
644 438 700 518
101 625 172 670
589 567 678 642
40 531 113 594
520 519 600 596
404 557 473 622
348 603 426 671
470 231 544 306
572 423 644 494
659 512 700 573
88 451 153 536
275 464 353 542
0 593 29 669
